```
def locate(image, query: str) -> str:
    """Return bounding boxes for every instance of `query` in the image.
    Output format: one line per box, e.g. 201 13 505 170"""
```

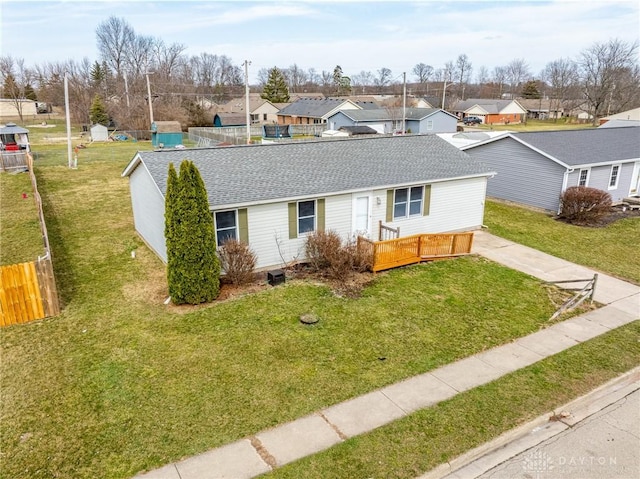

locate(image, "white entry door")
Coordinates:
353 192 373 238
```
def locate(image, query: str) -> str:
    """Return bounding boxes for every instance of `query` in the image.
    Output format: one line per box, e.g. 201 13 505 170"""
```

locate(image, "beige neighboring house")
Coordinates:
0 99 37 118
517 98 564 120
599 107 640 125
217 93 282 124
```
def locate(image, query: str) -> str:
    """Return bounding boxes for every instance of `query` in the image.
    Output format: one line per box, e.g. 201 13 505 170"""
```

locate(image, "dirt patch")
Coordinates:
556 204 640 227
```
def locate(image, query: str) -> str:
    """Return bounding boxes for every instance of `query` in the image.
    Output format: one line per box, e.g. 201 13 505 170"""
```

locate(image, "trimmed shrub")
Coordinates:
218 239 257 286
165 160 220 304
559 186 612 225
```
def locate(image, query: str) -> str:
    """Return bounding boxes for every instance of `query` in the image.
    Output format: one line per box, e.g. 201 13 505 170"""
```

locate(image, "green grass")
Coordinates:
0 136 634 479
484 200 640 284
265 321 640 478
0 141 585 479
0 171 44 264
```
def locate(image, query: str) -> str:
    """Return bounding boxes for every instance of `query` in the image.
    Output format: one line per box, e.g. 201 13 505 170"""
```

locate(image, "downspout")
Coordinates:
559 168 574 214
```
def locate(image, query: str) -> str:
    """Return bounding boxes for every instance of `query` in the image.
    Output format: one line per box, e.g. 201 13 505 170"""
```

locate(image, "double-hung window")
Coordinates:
578 169 589 187
608 165 620 189
393 186 423 220
297 200 316 235
215 210 237 246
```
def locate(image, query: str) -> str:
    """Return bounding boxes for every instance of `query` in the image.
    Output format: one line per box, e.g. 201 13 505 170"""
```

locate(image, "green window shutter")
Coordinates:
316 199 325 231
238 208 249 243
386 189 394 222
422 185 431 216
288 202 297 239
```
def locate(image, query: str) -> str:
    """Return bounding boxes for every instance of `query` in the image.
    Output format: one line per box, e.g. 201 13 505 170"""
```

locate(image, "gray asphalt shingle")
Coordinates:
130 135 494 208
513 127 640 166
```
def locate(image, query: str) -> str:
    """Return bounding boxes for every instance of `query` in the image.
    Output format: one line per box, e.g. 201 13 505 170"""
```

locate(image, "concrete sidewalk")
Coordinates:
133 231 639 479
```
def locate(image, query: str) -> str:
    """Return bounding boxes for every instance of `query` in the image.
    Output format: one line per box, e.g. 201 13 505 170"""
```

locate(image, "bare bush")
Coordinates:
559 186 612 225
305 231 372 280
304 230 343 272
218 239 257 285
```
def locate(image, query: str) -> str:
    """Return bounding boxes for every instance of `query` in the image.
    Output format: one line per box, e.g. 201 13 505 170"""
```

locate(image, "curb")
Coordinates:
418 366 640 479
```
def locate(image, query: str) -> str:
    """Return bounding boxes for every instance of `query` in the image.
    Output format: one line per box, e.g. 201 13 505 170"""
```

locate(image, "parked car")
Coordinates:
463 116 482 125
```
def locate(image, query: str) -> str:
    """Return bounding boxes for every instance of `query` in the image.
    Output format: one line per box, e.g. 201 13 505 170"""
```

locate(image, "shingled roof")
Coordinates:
123 135 494 209
277 97 356 118
511 127 640 166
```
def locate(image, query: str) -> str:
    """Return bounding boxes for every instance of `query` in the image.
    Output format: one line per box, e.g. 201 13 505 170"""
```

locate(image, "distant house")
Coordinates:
327 108 458 134
517 98 563 120
450 99 527 125
462 127 640 212
151 121 183 148
0 99 37 118
277 98 366 125
217 94 282 124
122 135 495 270
599 107 640 127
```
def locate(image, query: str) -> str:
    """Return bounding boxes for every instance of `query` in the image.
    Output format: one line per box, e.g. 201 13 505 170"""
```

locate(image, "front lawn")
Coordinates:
484 199 640 284
1 144 582 479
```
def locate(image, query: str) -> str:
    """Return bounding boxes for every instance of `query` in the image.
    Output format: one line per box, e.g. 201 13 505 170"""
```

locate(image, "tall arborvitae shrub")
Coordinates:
165 160 220 304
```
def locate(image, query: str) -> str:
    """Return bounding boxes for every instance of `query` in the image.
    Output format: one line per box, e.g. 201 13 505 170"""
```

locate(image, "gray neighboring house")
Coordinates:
122 135 495 270
462 127 640 212
327 108 458 134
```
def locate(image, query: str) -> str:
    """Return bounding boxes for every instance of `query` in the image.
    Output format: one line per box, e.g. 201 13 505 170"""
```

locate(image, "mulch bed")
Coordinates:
556 204 640 227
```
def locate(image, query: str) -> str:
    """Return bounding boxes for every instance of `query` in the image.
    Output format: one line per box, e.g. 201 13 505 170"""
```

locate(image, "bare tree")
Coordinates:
374 67 393 90
578 38 639 124
284 63 308 93
505 58 531 98
541 58 578 122
351 70 374 93
0 56 33 121
453 54 473 100
96 16 135 77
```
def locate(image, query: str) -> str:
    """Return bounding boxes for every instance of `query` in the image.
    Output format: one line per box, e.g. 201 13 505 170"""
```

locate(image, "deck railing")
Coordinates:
358 232 475 272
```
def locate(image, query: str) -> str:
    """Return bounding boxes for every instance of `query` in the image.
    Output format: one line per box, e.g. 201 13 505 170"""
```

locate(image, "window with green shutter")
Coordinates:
214 208 249 246
288 199 325 238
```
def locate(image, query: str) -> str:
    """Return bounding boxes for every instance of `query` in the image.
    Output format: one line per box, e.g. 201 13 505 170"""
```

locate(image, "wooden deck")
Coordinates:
358 232 474 272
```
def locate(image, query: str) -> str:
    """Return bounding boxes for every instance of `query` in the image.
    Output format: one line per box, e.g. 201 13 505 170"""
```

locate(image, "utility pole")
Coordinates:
244 60 251 144
145 71 155 127
124 74 131 108
402 72 406 135
64 72 73 168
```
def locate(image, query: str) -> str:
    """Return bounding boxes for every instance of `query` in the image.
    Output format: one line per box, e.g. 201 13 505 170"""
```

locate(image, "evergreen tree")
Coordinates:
89 94 110 125
521 80 541 99
260 67 290 103
2 73 19 98
165 160 220 305
24 83 37 101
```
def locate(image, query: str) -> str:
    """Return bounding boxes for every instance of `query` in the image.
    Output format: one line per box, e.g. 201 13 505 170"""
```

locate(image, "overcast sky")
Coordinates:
2 0 639 83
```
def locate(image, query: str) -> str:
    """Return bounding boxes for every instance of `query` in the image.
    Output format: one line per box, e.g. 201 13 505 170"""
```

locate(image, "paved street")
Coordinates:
477 389 640 479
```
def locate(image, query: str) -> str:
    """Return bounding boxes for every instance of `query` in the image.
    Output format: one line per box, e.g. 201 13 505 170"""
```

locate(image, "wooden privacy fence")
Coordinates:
0 256 60 326
358 232 475 272
0 152 61 326
0 151 29 172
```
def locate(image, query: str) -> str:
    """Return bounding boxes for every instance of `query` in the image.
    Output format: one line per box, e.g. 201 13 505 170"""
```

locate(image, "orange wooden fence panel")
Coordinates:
0 261 46 326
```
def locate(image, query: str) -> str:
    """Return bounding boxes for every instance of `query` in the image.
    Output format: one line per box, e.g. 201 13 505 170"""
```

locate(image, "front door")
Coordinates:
353 192 373 238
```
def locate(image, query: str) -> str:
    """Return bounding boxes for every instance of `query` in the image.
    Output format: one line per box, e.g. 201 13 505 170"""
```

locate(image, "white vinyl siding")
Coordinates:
608 164 620 189
578 169 589 187
247 194 352 270
374 176 487 237
129 164 168 262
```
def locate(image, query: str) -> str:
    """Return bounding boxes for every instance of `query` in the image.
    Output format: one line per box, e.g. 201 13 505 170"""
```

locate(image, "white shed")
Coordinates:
90 124 109 142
